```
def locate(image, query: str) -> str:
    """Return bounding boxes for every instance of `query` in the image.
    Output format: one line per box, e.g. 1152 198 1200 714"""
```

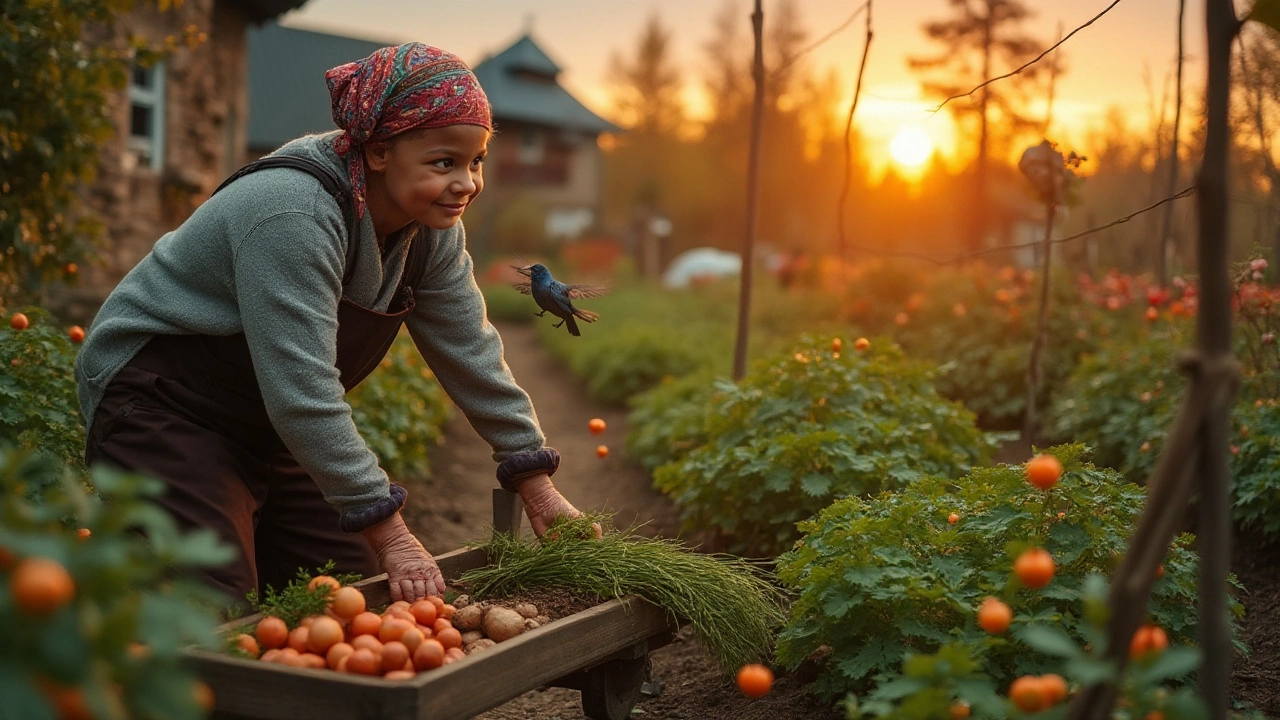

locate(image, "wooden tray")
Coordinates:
185 491 681 720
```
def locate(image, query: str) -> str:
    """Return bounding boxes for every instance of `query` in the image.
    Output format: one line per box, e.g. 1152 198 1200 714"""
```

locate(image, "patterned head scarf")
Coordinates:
326 42 492 218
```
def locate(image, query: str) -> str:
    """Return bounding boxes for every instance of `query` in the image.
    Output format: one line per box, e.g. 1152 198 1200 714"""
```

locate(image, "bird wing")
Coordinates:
565 284 609 300
512 281 533 296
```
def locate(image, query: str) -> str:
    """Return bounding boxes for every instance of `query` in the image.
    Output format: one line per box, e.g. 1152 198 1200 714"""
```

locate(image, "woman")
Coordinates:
75 42 587 604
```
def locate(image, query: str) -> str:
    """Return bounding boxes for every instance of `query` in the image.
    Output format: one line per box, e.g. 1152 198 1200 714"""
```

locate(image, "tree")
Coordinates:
608 12 685 137
0 0 139 306
1236 24 1280 268
908 0 1051 253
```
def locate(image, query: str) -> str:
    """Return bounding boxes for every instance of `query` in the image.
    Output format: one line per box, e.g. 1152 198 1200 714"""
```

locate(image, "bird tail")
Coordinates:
565 315 581 336
573 308 599 324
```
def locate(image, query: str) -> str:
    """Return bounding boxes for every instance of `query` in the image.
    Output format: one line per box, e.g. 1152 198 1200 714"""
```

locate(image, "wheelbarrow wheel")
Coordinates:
580 654 648 720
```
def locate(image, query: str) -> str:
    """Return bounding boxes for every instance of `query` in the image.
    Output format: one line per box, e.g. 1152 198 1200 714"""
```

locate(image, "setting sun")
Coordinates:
889 126 934 171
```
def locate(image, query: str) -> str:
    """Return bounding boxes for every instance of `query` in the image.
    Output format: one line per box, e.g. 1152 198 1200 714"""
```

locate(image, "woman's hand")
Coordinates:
515 473 602 539
361 513 446 601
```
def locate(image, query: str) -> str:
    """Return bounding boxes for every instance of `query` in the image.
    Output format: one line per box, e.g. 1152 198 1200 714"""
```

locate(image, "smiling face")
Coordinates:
363 123 489 235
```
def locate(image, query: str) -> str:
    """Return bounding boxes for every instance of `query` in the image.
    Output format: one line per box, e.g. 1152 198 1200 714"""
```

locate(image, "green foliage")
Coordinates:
347 333 450 480
242 561 360 629
480 282 536 324
0 307 85 470
775 444 1242 703
0 446 233 720
650 335 994 557
458 513 785 673
625 369 719 473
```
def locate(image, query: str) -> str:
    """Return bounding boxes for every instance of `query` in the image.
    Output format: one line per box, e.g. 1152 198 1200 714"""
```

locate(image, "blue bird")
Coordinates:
512 264 607 336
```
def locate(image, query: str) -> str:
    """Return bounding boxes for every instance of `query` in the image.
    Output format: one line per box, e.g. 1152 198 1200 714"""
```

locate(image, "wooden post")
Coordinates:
1158 0 1187 285
732 0 765 381
1023 199 1055 445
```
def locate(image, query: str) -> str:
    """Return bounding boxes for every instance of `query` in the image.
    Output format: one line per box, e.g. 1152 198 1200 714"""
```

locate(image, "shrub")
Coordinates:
0 447 233 719
651 335 994 557
0 307 85 470
479 281 536 324
348 333 450 479
625 370 719 473
775 444 1241 703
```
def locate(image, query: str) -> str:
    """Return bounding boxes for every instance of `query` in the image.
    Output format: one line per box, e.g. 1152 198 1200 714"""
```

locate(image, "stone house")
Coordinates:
243 25 619 258
66 0 310 318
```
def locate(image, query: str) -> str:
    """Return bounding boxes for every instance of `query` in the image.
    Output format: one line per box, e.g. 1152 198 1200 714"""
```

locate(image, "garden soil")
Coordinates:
400 320 1280 720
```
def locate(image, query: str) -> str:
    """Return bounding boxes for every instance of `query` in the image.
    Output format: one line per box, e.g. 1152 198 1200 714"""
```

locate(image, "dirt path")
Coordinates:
400 320 682 555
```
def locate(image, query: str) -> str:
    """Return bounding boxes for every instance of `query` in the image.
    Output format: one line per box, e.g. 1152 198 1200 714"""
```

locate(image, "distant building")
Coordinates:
242 25 620 254
64 0 311 318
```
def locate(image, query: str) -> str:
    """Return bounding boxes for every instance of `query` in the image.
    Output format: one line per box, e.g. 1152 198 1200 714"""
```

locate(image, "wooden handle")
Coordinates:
492 488 523 538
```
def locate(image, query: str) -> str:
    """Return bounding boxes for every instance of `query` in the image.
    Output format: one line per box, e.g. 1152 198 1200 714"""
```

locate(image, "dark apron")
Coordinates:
86 157 431 602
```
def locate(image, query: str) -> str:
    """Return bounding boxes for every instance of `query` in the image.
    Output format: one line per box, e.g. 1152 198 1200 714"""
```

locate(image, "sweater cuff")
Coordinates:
496 448 561 491
338 483 408 533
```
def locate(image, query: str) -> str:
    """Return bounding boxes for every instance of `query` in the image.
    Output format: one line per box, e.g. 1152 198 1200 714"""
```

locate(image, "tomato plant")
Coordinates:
0 307 85 473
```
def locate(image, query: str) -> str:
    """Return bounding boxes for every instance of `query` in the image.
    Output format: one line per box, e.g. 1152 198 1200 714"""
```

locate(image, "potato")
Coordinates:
482 606 526 642
464 638 496 655
524 618 540 630
453 595 471 609
452 604 485 633
533 615 550 627
514 602 539 619
461 630 484 645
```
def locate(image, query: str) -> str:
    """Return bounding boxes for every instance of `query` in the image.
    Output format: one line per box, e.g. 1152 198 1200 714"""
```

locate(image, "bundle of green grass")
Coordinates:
458 516 784 673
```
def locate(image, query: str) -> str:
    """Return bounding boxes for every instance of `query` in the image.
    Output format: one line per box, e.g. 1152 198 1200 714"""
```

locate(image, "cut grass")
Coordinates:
457 515 785 673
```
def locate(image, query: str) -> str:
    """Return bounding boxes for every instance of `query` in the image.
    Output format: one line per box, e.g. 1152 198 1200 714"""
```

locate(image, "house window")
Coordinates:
128 62 166 170
517 127 544 165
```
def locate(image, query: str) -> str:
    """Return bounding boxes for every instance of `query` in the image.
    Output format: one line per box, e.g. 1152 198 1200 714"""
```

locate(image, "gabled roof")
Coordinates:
225 0 313 25
246 25 620 151
472 35 620 135
246 23 389 150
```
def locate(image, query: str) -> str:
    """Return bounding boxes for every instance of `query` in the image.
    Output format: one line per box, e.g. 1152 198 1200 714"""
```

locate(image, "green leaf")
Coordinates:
0 662 57 720
800 473 832 497
1134 646 1200 683
1015 624 1084 659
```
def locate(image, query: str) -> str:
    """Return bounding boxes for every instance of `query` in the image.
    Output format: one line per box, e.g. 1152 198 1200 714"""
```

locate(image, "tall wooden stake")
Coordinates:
733 0 765 381
1023 200 1056 445
1159 0 1187 285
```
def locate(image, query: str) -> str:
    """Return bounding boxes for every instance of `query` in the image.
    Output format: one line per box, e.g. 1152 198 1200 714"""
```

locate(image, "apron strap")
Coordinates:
213 155 360 286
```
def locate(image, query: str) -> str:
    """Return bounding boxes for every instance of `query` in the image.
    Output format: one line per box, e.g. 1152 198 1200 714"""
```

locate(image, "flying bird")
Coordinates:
512 264 608 336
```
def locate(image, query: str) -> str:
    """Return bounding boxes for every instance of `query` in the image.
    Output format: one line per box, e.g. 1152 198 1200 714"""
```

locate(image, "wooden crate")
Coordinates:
185 491 680 720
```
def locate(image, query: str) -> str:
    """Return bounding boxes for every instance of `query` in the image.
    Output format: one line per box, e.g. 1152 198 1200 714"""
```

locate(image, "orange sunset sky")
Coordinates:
281 0 1209 174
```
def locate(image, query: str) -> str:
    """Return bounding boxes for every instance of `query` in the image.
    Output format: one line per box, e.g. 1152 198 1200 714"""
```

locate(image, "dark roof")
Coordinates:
471 35 620 135
246 25 619 151
246 23 389 150
224 0 312 25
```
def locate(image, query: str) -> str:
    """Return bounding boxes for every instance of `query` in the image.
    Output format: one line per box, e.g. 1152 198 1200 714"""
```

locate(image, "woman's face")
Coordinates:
365 124 489 232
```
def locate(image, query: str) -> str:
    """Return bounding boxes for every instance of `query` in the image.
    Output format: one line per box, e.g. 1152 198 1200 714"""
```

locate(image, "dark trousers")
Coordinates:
84 335 378 605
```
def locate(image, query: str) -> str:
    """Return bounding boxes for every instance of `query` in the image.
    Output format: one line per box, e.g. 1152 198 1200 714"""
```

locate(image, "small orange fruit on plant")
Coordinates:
1129 624 1169 661
10 312 29 330
948 513 960 524
596 445 609 459
1025 454 1063 490
76 528 91 540
1039 673 1068 704
1013 547 1056 589
588 418 606 435
977 596 1012 634
854 337 870 351
736 663 773 699
308 575 341 596
831 337 842 352
68 326 85 343
949 700 971 718
10 557 76 615
1008 675 1049 712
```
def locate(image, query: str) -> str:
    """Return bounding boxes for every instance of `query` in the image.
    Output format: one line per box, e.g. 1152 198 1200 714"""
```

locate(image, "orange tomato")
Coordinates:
595 445 609 458
438 603 456 620
232 633 261 658
307 616 344 654
1039 674 1068 705
409 599 438 626
39 680 90 720
307 575 341 597
286 626 310 653
256 617 289 650
260 649 282 663
326 642 354 670
948 513 960 524
75 528 90 540
348 611 382 638
384 670 416 680
949 700 971 718
435 627 463 650
65 262 78 275
399 627 425 654
379 618 414 644
387 600 412 613
736 663 773 699
299 653 327 669
426 596 446 613
381 641 411 673
831 337 843 352
413 639 446 670
330 586 366 619
1008 675 1048 712
854 337 870 351
588 418 607 434
1013 547 1056 589
977 597 1012 634
1025 454 1063 490
432 617 453 635
10 557 75 615
351 634 384 653
346 648 381 676
10 313 29 330
68 326 85 343
1130 624 1169 660
193 680 215 710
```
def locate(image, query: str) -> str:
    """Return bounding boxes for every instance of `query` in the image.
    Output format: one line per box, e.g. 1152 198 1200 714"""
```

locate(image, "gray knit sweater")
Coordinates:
74 132 546 518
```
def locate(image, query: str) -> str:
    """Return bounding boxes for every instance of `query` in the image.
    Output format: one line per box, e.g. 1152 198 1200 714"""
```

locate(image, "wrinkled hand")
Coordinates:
362 513 446 601
516 473 602 539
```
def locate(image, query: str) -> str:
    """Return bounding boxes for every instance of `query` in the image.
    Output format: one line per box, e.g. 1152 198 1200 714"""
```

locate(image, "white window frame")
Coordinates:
128 61 166 171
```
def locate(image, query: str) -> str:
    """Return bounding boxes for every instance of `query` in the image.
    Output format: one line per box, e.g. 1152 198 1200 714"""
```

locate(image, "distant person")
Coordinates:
75 43 592 605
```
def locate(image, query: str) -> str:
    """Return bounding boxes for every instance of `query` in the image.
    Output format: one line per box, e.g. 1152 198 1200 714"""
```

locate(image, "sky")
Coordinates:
279 0 1209 172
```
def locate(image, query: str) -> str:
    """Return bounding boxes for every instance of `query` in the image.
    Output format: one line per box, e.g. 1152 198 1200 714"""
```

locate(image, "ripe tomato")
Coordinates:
381 641 411 673
399 627 425 654
10 557 75 615
348 611 382 638
432 617 453 635
947 513 960 524
977 597 1012 634
1039 673 1068 705
307 616 344 654
351 634 384 653
379 618 414 644
68 326 85 343
413 639 446 670
949 700 971 718
1013 547 1056 589
384 670 416 680
588 418 607 434
330 586 366 619
286 626 310 653
436 627 463 650
346 648 381 676
10 313 29 330
1025 454 1064 490
736 663 773 699
193 681 215 710
831 337 843 352
409 599 438 626
596 445 609 459
854 337 870 351
426 596 446 613
1008 675 1048 712
255 616 288 650
75 528 91 540
438 603 456 620
326 642 354 670
307 575 340 596
233 633 261 658
1130 624 1169 660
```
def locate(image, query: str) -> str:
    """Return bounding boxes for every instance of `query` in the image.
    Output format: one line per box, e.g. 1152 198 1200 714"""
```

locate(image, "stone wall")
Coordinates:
54 0 252 322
